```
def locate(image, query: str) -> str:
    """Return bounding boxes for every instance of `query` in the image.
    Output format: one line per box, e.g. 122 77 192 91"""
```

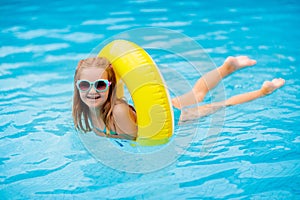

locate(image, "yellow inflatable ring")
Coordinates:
98 40 173 146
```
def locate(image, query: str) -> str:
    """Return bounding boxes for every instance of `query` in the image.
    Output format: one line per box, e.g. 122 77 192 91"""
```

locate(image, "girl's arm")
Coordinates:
112 103 138 140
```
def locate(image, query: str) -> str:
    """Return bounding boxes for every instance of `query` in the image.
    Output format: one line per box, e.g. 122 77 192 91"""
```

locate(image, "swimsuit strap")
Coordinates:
94 126 107 134
107 128 118 135
91 120 109 135
94 125 118 136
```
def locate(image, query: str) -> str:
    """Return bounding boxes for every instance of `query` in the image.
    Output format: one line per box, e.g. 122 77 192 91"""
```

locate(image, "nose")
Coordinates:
88 84 97 93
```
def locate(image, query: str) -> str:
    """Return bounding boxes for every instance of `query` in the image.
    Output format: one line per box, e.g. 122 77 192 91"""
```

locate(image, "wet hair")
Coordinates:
72 57 119 133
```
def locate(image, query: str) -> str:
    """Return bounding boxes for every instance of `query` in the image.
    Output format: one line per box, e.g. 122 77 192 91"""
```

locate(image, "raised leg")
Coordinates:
172 56 257 109
225 78 285 106
179 78 285 121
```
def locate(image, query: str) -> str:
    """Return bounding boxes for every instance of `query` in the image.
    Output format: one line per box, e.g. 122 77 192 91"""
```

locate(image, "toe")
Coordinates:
240 56 256 66
237 56 248 59
250 59 257 65
272 78 285 88
263 80 272 87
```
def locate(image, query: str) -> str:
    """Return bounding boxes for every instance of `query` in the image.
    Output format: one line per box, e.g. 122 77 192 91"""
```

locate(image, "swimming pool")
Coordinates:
1 0 300 199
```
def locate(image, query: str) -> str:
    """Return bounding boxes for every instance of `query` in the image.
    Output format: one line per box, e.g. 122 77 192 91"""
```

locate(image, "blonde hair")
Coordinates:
72 57 120 133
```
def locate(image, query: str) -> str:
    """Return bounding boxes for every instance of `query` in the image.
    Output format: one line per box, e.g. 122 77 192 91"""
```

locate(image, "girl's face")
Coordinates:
78 67 110 109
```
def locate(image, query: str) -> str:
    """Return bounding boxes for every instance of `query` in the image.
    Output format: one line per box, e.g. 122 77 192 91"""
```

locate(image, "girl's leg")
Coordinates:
172 56 257 109
179 78 285 121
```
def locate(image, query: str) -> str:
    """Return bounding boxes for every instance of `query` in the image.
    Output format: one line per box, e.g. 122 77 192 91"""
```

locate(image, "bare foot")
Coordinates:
261 78 285 95
224 56 257 73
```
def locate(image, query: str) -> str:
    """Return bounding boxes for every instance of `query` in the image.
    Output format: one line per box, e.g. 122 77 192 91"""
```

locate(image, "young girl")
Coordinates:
72 57 138 140
72 56 285 140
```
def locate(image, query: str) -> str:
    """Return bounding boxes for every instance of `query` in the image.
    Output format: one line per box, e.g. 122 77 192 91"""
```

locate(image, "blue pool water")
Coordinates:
1 0 300 199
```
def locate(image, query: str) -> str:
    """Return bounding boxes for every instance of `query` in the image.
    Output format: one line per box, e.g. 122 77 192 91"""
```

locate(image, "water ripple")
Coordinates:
0 0 299 199
0 43 69 58
1 163 70 185
82 17 135 25
0 62 32 76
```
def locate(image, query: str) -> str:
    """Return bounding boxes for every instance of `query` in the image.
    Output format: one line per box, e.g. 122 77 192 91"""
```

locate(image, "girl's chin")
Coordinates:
84 100 104 108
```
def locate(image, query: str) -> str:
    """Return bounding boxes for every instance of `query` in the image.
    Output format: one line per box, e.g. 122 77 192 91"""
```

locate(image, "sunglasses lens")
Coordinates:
78 81 90 91
95 80 107 91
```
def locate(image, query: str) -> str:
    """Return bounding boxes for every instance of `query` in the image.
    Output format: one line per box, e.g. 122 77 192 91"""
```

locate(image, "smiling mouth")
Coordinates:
86 95 101 100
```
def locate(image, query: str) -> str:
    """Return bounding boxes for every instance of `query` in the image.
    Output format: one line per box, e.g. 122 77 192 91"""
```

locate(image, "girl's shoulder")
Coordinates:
113 99 135 116
113 101 129 114
113 100 136 124
112 99 137 137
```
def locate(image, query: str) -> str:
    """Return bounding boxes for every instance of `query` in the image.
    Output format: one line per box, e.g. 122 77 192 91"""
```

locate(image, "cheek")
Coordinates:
102 90 110 101
79 92 85 100
78 92 89 105
79 93 84 101
101 88 111 103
